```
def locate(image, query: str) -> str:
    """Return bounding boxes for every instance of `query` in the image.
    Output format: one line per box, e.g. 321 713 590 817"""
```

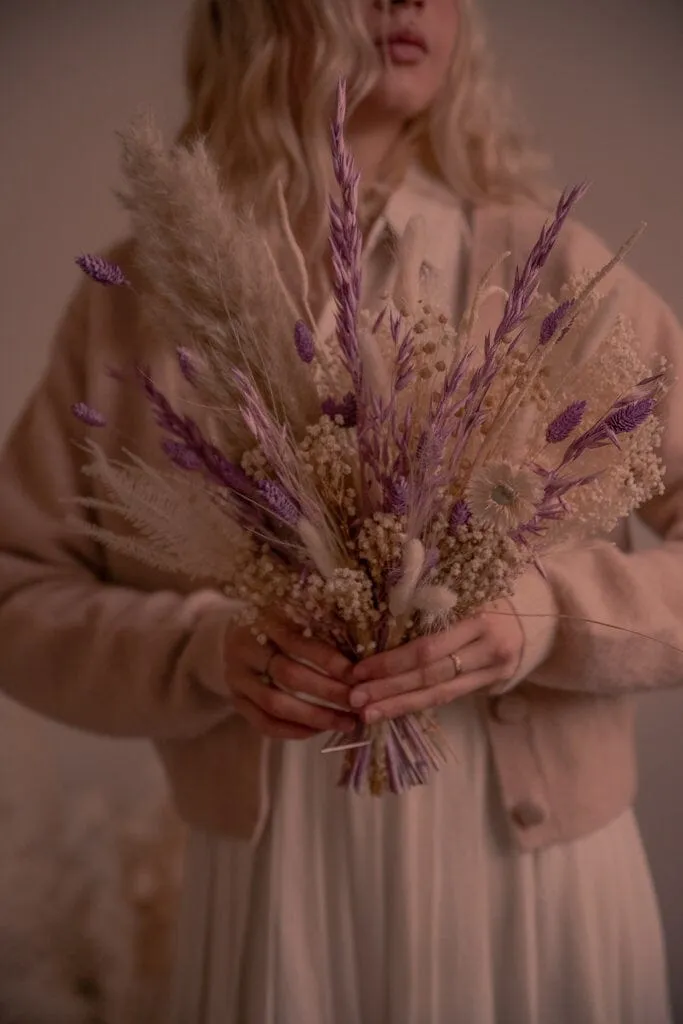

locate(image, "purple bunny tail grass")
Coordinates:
448 499 472 533
329 79 363 383
161 440 203 471
395 326 416 392
257 479 300 526
71 402 107 428
386 475 409 515
137 367 254 497
540 299 575 345
604 396 655 435
563 389 657 464
495 184 589 344
75 254 129 287
294 320 316 364
546 400 587 444
177 347 198 385
534 185 590 273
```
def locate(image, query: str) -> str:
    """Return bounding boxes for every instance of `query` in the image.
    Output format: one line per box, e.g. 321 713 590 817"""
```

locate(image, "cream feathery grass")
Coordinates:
117 115 320 454
70 442 250 582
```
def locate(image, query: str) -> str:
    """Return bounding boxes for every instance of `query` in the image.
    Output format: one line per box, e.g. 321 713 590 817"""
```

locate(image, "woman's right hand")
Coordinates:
224 622 358 740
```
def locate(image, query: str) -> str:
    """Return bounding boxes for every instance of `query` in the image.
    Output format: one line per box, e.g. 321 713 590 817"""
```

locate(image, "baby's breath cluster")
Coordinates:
228 544 296 614
433 516 530 619
297 416 359 519
241 445 268 481
355 512 407 589
562 421 665 538
283 568 381 654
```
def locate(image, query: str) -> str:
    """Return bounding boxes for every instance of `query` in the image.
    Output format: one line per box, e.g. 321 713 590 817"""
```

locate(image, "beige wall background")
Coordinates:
1 0 682 1013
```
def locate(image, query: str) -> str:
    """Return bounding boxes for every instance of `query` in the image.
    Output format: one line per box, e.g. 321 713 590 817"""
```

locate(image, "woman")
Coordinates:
0 0 681 1021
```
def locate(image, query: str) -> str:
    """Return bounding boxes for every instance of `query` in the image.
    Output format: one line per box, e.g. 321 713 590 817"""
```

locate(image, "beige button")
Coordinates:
492 694 530 724
511 800 546 829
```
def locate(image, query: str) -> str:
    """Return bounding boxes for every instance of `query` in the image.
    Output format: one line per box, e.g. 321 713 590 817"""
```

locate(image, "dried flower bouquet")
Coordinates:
70 82 668 795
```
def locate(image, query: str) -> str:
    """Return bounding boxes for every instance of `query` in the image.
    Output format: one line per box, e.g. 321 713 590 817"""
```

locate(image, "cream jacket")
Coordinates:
2 169 683 851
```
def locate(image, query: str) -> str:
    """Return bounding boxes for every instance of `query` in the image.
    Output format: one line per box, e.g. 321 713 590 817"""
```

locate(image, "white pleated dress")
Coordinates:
170 695 672 1024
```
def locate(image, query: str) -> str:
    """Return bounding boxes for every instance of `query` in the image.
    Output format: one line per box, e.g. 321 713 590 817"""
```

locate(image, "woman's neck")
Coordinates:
345 112 407 189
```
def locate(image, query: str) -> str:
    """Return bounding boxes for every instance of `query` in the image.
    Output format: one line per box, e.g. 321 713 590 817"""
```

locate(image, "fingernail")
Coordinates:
365 709 381 725
349 689 369 709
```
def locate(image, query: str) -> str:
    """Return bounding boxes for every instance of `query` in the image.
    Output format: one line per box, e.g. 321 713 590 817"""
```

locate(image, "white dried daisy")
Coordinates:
465 462 544 532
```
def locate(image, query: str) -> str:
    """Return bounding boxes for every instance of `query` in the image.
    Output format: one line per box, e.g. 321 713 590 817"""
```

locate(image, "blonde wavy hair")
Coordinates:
178 0 550 290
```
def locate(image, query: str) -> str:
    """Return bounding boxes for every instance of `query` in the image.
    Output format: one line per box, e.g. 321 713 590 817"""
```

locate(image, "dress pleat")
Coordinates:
171 696 672 1024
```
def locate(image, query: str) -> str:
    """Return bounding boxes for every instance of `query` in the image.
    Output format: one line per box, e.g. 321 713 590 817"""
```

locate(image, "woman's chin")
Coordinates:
364 82 433 124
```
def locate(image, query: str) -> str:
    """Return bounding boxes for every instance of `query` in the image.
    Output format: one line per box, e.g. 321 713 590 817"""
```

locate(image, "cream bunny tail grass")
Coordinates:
116 114 319 453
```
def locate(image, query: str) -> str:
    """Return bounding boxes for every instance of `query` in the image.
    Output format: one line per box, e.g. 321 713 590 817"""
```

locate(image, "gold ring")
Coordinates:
449 653 463 679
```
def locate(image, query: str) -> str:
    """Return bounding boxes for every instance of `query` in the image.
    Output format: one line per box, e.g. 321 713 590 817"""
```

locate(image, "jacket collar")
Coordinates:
316 164 471 339
370 163 472 275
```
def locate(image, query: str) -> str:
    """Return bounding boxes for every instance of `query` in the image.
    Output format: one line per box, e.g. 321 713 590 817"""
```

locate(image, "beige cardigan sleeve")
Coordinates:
0 280 236 739
503 213 683 695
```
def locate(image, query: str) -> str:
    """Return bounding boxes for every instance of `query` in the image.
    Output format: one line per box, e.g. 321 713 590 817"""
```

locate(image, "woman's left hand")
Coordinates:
347 600 524 724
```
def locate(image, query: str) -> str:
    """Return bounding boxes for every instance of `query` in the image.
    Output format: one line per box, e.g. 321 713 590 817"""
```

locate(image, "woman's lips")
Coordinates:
376 33 428 66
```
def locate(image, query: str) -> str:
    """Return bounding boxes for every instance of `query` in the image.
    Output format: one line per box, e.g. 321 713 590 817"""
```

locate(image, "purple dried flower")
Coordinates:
562 386 658 464
494 185 588 345
329 80 363 384
138 368 254 498
258 479 300 526
71 402 106 427
395 367 415 393
604 397 654 435
161 440 203 470
546 400 587 443
395 328 416 392
177 347 197 385
322 391 357 427
75 254 128 287
449 499 472 532
415 423 448 471
294 320 316 364
386 476 408 515
540 300 575 345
